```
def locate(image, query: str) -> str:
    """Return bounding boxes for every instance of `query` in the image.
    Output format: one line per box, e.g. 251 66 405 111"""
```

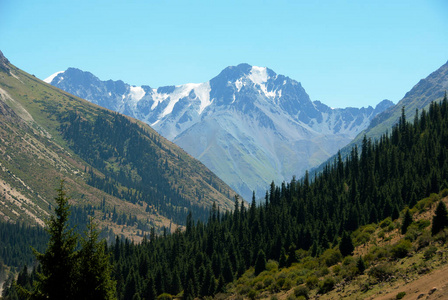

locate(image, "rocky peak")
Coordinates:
0 50 11 74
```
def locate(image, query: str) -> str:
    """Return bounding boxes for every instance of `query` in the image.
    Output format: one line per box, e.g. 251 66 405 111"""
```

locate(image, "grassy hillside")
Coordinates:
225 191 448 300
0 51 235 239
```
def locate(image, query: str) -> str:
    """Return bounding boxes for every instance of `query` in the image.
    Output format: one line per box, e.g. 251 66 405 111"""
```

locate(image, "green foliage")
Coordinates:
32 180 79 300
254 250 267 275
305 275 318 289
396 292 406 299
157 293 172 300
294 285 309 299
19 181 116 300
432 201 448 235
321 248 342 267
368 262 394 282
339 232 354 257
423 245 438 260
401 209 413 234
356 256 366 274
391 239 412 259
318 276 335 294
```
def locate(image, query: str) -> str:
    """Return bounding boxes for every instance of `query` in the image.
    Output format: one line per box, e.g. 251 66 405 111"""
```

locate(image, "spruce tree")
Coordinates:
339 231 354 257
432 201 448 236
254 250 266 275
401 208 413 234
76 218 117 300
32 180 79 300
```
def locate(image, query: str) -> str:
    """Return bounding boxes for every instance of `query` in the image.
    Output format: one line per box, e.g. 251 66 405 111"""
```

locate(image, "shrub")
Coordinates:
354 232 371 246
318 276 335 294
368 263 394 282
380 217 392 228
423 246 438 260
416 219 431 230
294 285 309 299
305 275 318 289
266 260 278 272
396 291 406 299
391 239 412 259
321 248 342 267
157 294 172 300
416 231 432 250
263 275 274 287
247 289 257 300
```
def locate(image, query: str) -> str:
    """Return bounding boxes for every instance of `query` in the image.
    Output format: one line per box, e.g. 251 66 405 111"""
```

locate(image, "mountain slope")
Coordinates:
47 65 393 200
0 50 235 237
353 60 448 144
311 60 448 176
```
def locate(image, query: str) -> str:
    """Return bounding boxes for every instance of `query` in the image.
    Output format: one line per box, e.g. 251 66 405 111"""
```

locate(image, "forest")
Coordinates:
2 95 448 300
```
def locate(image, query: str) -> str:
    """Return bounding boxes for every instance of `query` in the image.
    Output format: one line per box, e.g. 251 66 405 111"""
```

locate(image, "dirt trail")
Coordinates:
373 263 448 300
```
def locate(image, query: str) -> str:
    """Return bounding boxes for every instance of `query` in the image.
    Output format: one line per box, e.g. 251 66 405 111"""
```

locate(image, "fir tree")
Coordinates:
254 250 266 275
31 180 79 300
401 208 413 234
76 218 117 300
432 201 448 235
339 231 354 257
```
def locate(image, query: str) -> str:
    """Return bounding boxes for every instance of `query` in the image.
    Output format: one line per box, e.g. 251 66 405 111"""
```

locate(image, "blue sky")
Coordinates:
1 0 447 108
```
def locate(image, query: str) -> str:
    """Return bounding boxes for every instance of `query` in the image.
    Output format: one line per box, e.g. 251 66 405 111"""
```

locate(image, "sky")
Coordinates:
1 0 447 108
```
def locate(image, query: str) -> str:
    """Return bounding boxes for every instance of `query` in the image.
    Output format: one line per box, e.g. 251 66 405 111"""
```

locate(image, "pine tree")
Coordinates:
76 218 117 300
432 201 448 236
339 231 354 257
31 180 79 300
401 209 413 234
254 250 266 275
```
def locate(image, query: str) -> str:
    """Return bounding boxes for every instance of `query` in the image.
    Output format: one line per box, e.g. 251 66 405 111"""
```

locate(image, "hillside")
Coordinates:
0 50 235 239
30 95 445 300
312 60 448 176
46 65 393 200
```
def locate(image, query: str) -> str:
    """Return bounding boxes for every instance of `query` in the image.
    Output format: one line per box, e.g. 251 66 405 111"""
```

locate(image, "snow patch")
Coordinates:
235 79 243 92
129 86 146 102
194 82 212 114
44 71 64 83
160 84 198 118
248 66 268 85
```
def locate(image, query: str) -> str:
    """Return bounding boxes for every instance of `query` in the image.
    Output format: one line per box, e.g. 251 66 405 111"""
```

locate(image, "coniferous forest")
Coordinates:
3 96 448 300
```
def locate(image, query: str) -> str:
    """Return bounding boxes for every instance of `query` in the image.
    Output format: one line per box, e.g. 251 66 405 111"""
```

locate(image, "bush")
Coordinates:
368 263 394 282
321 248 342 267
318 277 335 294
294 285 309 299
416 231 432 250
266 260 278 272
396 291 406 299
380 217 392 228
247 289 257 300
423 246 438 260
391 239 412 259
263 275 274 287
305 275 318 289
157 294 172 300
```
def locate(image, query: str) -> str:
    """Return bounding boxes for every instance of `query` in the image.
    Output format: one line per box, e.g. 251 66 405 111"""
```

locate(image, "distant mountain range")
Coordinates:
0 50 235 237
46 64 393 200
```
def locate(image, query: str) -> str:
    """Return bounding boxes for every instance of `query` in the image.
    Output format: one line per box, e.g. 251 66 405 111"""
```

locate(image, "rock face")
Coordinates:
0 50 11 74
46 64 393 200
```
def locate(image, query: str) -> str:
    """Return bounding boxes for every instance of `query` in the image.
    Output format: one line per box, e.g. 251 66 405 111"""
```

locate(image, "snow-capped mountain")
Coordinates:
45 64 393 201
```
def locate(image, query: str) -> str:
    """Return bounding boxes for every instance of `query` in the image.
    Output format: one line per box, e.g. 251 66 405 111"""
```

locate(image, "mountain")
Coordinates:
0 50 235 238
46 64 393 200
319 60 448 174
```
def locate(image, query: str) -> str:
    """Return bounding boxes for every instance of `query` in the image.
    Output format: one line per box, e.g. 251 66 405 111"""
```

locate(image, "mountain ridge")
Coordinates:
47 64 393 200
0 51 236 238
